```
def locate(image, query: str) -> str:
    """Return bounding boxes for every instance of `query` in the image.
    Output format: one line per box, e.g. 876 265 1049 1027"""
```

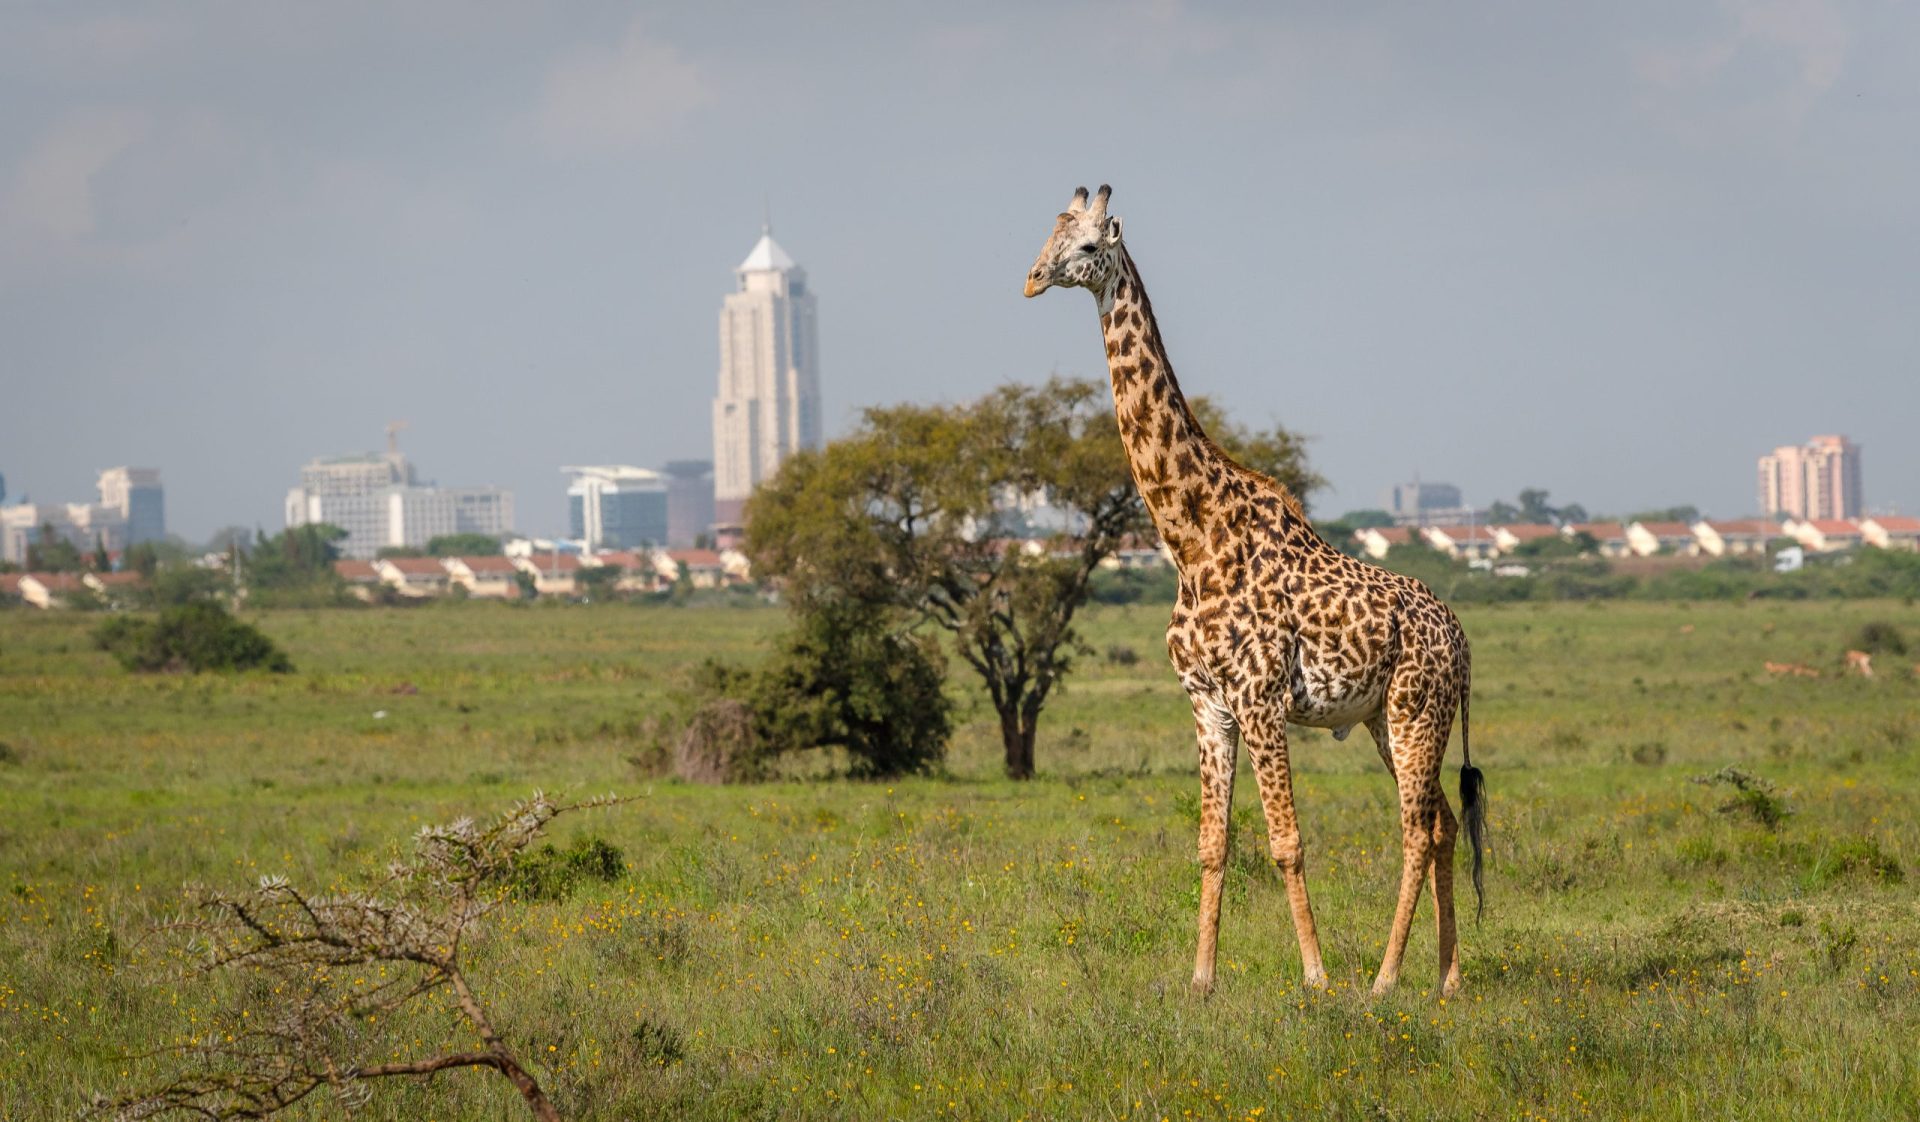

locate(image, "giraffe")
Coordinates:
1025 184 1486 997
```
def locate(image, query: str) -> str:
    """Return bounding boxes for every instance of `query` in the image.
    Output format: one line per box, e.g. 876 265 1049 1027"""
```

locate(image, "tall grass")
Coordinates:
2 599 1917 1119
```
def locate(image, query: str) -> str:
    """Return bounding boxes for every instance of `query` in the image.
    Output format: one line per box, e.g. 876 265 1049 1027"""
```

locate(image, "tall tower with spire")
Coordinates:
712 222 820 525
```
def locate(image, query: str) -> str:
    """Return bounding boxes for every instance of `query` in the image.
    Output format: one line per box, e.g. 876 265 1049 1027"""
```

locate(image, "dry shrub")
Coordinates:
674 698 762 784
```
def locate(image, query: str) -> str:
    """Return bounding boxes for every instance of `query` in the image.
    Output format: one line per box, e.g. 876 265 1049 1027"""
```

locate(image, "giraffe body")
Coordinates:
1026 185 1485 997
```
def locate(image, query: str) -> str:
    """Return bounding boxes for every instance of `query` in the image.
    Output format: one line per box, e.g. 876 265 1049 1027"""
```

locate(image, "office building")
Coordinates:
564 466 669 550
1759 435 1862 520
286 433 511 558
96 467 165 545
662 460 716 547
713 224 821 524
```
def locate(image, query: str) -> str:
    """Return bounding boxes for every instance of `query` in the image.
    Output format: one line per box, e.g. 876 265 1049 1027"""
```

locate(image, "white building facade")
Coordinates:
712 227 821 524
1 502 126 566
285 445 512 558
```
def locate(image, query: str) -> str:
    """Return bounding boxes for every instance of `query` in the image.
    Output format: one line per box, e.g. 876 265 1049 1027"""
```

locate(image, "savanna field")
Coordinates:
3 599 1918 1120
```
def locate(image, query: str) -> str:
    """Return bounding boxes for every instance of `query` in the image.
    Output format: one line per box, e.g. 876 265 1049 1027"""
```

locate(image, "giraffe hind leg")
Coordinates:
1429 790 1464 996
1370 706 1445 996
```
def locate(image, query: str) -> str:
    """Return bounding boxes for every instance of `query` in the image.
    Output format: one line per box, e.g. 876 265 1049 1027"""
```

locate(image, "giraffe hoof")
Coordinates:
1302 967 1328 991
1441 971 1463 998
1370 975 1397 997
1189 975 1215 999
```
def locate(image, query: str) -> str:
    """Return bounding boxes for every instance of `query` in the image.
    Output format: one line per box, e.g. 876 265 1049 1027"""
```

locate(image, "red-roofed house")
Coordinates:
1492 524 1560 554
1626 521 1700 557
334 559 381 584
513 550 595 596
592 551 668 593
18 572 86 609
1421 523 1499 561
1786 519 1864 552
1562 523 1632 558
444 555 521 598
376 556 451 597
1692 519 1781 557
1860 516 1920 551
663 549 728 589
0 573 25 605
82 570 146 606
1351 526 1410 560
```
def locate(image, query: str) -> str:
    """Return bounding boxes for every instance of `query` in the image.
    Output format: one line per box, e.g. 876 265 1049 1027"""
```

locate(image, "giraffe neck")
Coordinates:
1097 248 1226 567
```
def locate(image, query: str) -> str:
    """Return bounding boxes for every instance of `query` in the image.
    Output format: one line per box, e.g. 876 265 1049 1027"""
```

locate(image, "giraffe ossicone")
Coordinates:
1026 183 1487 998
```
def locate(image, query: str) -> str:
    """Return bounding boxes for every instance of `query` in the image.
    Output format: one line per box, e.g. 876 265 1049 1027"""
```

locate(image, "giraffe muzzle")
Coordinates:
1024 272 1050 298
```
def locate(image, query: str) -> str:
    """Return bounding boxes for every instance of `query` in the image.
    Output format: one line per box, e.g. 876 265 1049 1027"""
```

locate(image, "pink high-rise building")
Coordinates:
1758 435 1862 520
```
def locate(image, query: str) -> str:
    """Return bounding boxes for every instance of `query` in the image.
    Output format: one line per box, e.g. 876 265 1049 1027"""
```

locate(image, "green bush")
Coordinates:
1851 620 1908 656
1088 566 1178 604
1690 766 1790 829
696 599 952 779
92 602 294 674
508 835 626 901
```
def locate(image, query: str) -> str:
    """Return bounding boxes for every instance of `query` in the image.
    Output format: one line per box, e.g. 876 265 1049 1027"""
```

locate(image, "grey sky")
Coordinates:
3 1 1914 540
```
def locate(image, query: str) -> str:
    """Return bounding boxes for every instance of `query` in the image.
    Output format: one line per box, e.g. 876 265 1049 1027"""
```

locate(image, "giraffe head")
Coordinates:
1024 184 1123 301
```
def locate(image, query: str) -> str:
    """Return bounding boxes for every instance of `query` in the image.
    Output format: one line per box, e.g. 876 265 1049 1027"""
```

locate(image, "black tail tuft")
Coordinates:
1459 763 1487 922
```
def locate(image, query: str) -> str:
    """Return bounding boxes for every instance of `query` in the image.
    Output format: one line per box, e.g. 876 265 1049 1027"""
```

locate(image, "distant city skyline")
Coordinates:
3 4 1917 538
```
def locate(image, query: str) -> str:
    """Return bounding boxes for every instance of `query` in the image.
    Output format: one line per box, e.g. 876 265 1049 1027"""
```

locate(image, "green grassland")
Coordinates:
3 598 1918 1120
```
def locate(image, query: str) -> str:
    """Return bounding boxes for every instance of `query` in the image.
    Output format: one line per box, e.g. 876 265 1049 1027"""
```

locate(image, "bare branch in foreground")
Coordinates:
96 791 633 1121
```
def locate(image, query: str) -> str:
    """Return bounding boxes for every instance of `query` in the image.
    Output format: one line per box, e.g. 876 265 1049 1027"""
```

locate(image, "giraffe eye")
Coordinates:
1078 243 1096 254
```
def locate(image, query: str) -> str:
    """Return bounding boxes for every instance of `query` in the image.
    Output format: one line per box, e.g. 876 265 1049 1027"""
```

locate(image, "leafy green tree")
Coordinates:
1340 509 1395 528
577 563 622 602
1513 532 1589 560
1486 501 1520 525
25 523 84 572
375 545 428 559
150 564 225 606
1517 488 1558 525
1626 505 1700 525
246 525 348 590
202 526 255 554
124 542 161 579
748 376 1320 779
427 533 503 557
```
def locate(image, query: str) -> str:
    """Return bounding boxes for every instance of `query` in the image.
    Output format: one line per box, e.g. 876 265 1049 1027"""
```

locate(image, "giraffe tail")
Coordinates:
1458 663 1487 923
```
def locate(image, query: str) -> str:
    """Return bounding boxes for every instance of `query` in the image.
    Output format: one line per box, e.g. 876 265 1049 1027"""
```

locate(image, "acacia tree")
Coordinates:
747 377 1319 779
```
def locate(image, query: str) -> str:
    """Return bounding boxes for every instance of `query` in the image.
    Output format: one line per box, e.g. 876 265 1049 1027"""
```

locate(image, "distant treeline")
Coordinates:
1089 545 1920 605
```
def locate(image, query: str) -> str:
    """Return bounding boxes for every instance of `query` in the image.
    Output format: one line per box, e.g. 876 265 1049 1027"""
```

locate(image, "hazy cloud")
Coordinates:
1635 0 1852 139
3 109 146 248
533 19 710 154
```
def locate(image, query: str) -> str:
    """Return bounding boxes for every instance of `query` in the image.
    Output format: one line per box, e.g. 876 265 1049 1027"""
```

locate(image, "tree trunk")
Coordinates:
999 707 1036 780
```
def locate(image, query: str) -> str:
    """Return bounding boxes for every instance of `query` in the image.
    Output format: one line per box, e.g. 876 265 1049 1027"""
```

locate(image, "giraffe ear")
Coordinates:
1104 215 1123 244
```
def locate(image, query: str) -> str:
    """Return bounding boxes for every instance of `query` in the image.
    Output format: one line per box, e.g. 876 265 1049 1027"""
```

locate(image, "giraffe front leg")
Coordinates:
1188 693 1238 997
1241 707 1326 990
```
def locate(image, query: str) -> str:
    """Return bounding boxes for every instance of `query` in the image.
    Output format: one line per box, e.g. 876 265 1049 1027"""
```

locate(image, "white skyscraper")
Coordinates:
712 225 820 524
